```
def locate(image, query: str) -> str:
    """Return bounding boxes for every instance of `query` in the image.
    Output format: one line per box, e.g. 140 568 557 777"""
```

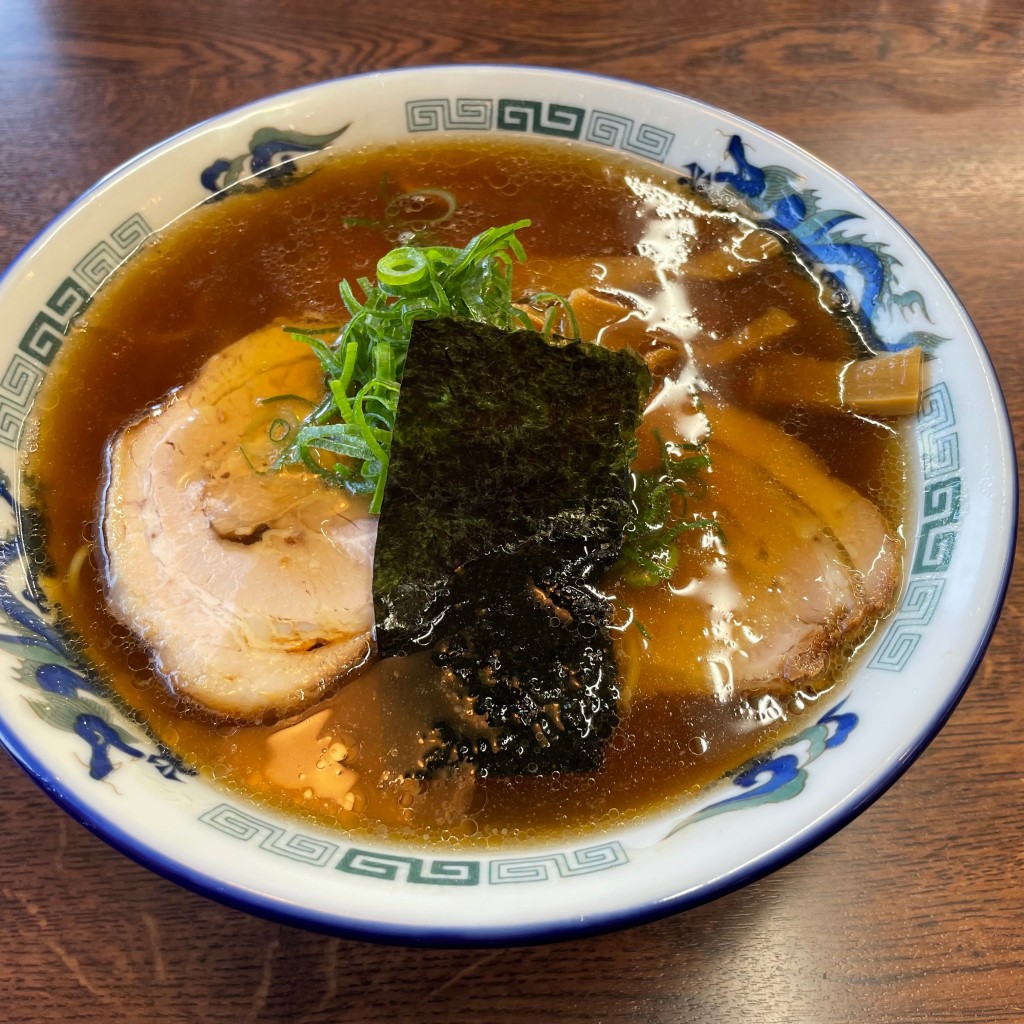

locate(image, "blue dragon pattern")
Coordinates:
682 135 946 354
664 701 859 838
0 473 192 783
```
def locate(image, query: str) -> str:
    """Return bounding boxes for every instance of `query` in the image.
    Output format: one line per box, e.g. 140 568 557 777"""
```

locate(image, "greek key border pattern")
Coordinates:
405 97 675 161
0 212 154 449
337 849 480 886
870 382 961 671
198 802 629 885
0 354 45 445
488 842 628 883
199 803 339 865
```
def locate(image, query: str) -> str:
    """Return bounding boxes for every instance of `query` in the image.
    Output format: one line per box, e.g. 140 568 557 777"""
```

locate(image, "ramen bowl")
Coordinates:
0 65 1014 945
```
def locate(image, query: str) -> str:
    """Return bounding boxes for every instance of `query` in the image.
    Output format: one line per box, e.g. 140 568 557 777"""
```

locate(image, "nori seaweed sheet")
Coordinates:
418 541 624 776
372 318 651 776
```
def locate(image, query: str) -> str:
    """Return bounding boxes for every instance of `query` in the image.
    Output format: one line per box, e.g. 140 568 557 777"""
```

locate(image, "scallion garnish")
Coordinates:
342 174 458 241
617 433 720 587
272 220 536 512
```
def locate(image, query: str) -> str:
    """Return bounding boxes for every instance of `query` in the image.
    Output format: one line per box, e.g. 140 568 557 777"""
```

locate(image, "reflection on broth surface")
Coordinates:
25 137 910 845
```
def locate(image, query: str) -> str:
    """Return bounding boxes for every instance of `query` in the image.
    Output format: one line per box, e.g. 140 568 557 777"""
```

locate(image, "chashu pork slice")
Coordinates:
101 324 376 720
705 400 902 621
628 400 902 697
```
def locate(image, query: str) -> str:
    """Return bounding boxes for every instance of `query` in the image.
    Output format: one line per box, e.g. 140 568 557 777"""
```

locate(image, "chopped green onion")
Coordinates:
531 290 581 342
377 247 429 290
384 187 457 226
617 432 719 588
344 177 459 240
270 220 537 513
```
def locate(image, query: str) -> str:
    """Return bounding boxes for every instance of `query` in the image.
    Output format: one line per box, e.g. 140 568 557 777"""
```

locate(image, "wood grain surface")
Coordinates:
1 1 1021 1021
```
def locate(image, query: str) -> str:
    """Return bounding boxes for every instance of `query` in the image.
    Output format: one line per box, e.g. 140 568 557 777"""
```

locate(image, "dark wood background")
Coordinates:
1 1 1021 1021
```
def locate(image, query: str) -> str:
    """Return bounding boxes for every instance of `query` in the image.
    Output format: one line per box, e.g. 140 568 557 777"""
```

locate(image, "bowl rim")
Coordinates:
0 62 1017 946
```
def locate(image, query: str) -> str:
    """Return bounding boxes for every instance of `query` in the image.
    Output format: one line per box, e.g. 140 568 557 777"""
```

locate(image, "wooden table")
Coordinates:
1 1 1021 1021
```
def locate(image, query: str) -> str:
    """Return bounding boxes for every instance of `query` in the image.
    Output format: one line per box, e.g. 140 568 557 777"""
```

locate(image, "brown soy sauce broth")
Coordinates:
25 137 907 845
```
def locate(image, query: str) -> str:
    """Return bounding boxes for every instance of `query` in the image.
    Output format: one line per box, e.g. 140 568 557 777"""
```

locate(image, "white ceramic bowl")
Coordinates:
0 66 1015 945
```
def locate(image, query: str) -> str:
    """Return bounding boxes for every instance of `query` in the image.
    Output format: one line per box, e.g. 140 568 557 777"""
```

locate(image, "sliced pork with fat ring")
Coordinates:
101 325 376 720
